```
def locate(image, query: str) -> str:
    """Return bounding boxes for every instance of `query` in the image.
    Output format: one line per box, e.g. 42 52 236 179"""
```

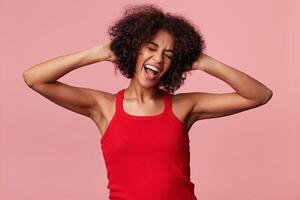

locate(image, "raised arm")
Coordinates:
23 42 116 119
186 53 273 121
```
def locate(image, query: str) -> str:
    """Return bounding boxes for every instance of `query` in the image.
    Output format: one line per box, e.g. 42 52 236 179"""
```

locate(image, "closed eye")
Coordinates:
165 53 173 59
147 47 173 59
148 47 155 51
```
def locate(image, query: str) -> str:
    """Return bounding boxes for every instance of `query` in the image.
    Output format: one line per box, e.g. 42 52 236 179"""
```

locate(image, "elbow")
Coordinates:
251 89 273 105
260 89 273 105
23 70 33 87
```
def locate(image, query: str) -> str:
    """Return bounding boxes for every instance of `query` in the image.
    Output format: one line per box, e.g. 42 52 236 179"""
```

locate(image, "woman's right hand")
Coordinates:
99 41 117 63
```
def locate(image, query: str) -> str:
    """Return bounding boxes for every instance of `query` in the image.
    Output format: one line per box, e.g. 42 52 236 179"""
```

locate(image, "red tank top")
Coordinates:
100 88 197 200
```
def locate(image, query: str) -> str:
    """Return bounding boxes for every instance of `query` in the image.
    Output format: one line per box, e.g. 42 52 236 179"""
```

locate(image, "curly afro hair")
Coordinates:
108 3 206 94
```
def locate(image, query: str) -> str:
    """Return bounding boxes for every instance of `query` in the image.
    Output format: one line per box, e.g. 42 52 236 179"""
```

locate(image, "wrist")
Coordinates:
71 45 107 68
96 43 117 62
199 54 217 72
192 53 209 71
91 44 110 62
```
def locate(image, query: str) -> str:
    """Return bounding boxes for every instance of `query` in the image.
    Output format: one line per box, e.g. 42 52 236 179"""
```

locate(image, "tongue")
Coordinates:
145 67 158 79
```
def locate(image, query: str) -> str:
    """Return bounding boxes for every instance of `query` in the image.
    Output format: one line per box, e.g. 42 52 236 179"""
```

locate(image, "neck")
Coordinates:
125 79 163 101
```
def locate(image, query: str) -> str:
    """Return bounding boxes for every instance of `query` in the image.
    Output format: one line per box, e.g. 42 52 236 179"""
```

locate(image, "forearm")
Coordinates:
23 45 107 86
193 54 273 103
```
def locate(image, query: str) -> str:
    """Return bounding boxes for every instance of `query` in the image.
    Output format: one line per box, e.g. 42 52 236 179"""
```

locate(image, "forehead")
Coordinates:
149 30 174 47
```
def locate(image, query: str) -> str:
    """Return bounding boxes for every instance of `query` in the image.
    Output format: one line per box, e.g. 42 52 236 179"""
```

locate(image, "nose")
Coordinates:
152 51 164 64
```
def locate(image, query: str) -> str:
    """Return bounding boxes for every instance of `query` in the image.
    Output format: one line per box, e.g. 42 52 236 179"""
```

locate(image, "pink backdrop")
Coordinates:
1 0 299 199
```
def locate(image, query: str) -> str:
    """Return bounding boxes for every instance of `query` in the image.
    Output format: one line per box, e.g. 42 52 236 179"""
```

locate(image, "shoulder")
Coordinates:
90 90 117 121
171 92 196 106
169 92 196 118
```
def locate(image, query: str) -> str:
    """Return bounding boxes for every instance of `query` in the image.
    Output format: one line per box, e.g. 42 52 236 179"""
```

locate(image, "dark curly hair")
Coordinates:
108 3 206 94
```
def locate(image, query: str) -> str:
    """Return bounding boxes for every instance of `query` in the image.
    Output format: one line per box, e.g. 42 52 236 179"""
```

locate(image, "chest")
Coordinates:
94 94 195 137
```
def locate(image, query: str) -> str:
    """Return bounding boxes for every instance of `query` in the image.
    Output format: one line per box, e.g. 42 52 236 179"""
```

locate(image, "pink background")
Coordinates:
1 0 299 199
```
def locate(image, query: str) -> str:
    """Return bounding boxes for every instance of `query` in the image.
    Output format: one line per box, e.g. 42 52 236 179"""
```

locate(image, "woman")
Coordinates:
23 4 272 200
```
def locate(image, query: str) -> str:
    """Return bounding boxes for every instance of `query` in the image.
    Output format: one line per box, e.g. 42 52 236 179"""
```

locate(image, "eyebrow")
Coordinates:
148 41 175 54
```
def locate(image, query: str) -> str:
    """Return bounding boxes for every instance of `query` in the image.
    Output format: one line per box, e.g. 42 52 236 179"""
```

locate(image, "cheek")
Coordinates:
165 63 172 71
135 53 146 67
161 66 171 76
137 52 148 63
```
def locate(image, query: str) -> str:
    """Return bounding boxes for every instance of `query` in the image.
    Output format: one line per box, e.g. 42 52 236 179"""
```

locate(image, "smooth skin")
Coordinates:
23 29 273 136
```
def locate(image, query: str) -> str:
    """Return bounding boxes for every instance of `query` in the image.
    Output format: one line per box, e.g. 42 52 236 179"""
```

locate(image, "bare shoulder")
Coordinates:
171 92 197 109
170 92 197 131
90 90 116 121
89 90 117 135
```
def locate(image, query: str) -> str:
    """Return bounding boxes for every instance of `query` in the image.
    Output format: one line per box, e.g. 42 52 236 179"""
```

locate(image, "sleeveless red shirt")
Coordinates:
100 88 197 200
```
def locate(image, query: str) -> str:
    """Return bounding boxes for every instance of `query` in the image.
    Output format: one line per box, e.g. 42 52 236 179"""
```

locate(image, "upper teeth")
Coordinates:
145 64 160 72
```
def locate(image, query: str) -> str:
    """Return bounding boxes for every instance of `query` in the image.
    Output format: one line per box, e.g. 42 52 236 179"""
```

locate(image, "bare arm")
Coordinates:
186 53 273 121
23 42 117 118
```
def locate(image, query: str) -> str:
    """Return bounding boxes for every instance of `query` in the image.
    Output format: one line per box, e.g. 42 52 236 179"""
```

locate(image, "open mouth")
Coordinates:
143 64 160 80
